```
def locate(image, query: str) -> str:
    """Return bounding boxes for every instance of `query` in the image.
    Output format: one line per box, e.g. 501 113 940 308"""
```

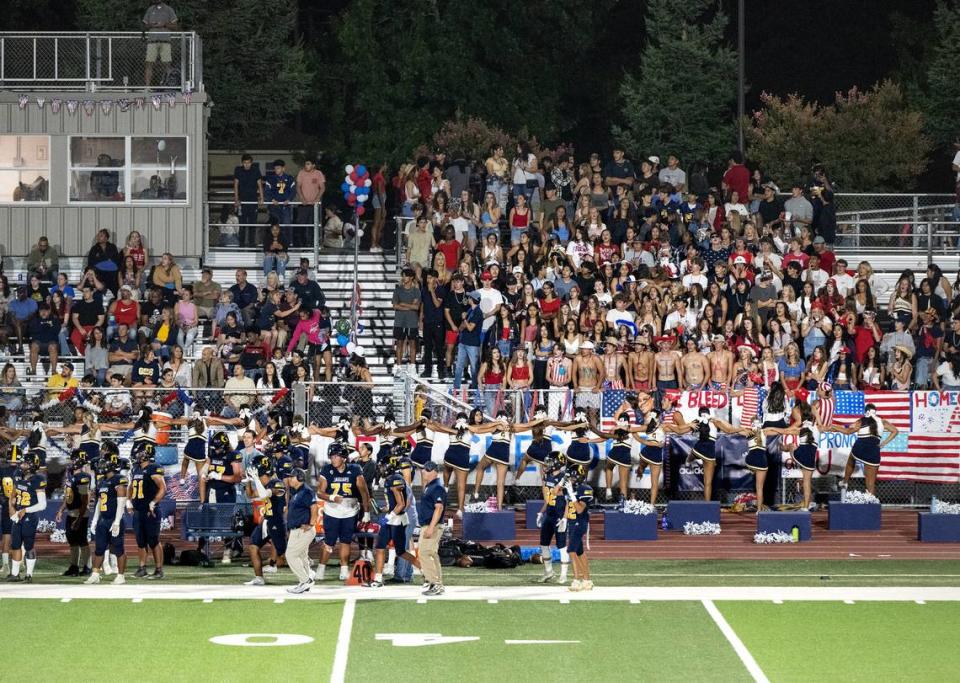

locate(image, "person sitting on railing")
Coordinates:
142 1 179 88
262 219 289 278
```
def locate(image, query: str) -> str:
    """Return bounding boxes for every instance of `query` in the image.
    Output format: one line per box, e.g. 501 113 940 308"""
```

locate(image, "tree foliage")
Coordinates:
744 81 931 191
923 1 960 148
76 0 312 146
612 0 736 165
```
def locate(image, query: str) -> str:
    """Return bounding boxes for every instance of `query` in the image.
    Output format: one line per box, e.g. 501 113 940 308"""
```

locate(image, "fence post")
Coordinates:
293 381 307 423
854 213 860 251
313 201 320 275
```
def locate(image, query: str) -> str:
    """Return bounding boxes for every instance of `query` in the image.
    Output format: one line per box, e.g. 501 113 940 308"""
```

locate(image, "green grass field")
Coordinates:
4 596 960 682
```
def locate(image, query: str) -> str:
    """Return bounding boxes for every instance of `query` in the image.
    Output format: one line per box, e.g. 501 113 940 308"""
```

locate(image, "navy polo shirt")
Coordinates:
459 305 483 346
418 479 447 524
421 284 447 325
287 485 316 528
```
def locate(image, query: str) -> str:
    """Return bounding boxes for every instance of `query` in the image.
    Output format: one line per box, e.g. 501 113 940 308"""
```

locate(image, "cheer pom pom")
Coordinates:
618 499 656 516
753 531 796 544
684 521 721 535
841 490 880 505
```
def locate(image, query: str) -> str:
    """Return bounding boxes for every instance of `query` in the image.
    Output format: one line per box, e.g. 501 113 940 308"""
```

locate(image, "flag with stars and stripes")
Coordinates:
833 390 911 430
600 389 626 431
880 432 960 483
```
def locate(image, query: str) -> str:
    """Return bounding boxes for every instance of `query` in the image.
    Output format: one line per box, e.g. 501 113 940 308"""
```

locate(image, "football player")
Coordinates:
0 445 20 575
129 444 167 579
6 452 46 582
370 457 420 587
55 450 93 577
536 453 570 584
202 431 242 505
243 455 288 586
85 454 129 584
564 463 594 592
316 442 371 581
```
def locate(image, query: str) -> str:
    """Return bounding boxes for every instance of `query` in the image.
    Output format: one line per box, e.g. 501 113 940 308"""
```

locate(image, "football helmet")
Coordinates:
101 440 120 460
212 431 231 451
71 449 89 470
328 441 347 460
254 454 273 477
23 452 42 473
566 463 587 484
137 443 157 463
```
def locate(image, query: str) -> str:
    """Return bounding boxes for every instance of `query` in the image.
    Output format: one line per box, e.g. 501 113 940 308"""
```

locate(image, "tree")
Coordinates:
76 0 312 146
744 81 931 192
923 1 960 148
612 0 736 166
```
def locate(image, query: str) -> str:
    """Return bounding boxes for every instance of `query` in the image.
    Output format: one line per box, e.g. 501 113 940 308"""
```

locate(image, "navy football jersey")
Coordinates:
320 463 363 502
65 471 92 512
565 483 594 522
14 474 46 511
542 474 567 519
383 472 406 512
208 451 239 493
96 473 128 519
130 463 164 512
261 478 287 521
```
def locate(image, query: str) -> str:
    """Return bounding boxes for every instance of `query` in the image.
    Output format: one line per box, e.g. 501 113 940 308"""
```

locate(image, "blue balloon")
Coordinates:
356 187 369 196
337 334 349 346
340 182 350 193
356 164 367 176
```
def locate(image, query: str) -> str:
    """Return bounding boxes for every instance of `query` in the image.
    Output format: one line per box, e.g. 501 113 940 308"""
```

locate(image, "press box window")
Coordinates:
0 135 51 203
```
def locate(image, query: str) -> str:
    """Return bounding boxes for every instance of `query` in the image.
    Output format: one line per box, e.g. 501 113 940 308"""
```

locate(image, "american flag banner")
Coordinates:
600 388 626 431
737 386 763 427
833 390 911 430
879 432 960 483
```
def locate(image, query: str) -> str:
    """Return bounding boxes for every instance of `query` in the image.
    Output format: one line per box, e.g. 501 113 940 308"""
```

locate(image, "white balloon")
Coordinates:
357 194 367 203
354 345 366 357
346 342 357 355
157 140 166 151
356 228 365 238
364 179 372 187
345 164 354 174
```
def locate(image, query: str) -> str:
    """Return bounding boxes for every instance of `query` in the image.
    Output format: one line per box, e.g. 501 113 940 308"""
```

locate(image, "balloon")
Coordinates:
157 140 166 151
340 182 350 193
364 178 372 187
346 342 357 355
357 194 367 204
349 171 359 183
337 334 349 346
356 165 367 176
356 206 366 216
345 164 354 174
357 228 365 237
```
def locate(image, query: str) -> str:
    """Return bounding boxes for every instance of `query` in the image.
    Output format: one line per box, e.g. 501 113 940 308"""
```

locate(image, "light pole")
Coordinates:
737 0 745 155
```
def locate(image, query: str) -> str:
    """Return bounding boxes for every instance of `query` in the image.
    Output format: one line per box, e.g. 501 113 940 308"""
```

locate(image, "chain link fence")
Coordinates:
830 193 958 254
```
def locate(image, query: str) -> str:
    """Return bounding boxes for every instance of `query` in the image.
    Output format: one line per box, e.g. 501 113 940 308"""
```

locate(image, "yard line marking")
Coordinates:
487 599 498 604
132 598 143 603
203 598 213 603
843 600 855 604
772 600 783 604
702 600 769 683
330 598 355 683
630 598 641 604
915 600 926 604
417 598 427 604
559 598 570 604
273 598 285 604
505 640 580 645
60 598 71 603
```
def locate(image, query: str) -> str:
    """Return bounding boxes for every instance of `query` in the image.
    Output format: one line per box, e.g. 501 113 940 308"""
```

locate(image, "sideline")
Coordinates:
330 598 355 683
2 585 960 602
703 599 770 683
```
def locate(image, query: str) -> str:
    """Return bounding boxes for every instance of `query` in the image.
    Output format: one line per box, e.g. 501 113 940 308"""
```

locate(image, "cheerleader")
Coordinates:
767 417 819 511
470 410 512 509
633 409 671 506
684 408 746 501
409 410 437 474
511 404 565 485
178 415 209 485
428 411 500 516
830 403 898 497
586 415 645 503
355 415 422 464
288 415 313 468
739 420 774 511
48 409 102 464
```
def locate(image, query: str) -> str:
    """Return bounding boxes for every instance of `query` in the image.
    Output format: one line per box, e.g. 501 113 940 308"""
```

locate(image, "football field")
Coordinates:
4 562 960 683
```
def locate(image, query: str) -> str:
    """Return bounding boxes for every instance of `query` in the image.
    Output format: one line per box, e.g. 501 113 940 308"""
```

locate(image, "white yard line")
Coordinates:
702 600 770 683
330 598 355 683
3 585 960 602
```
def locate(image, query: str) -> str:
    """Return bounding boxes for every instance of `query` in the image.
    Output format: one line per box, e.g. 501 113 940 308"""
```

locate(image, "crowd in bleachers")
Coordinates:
387 146 960 402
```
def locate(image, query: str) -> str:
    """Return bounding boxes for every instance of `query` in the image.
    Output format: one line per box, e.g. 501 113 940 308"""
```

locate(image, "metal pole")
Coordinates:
313 201 320 279
737 0 745 155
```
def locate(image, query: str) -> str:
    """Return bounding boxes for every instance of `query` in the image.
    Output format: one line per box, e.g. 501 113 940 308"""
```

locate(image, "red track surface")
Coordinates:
33 509 960 561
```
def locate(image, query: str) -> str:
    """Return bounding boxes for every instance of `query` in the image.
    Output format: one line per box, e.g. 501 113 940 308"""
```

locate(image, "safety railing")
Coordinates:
0 31 201 92
205 199 327 266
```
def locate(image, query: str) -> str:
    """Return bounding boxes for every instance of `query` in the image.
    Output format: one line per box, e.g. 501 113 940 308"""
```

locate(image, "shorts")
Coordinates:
639 445 663 466
184 437 207 462
444 444 471 471
393 327 418 341
745 447 768 472
11 514 38 552
306 341 329 358
445 330 459 345
607 444 632 467
793 444 817 471
78 441 101 463
375 521 407 553
94 520 125 557
566 441 591 466
372 193 386 210
33 340 56 355
539 515 566 547
526 439 552 465
206 485 236 504
566 520 588 555
323 513 357 546
64 516 88 546
133 509 161 549
411 443 433 468
692 439 716 462
252 519 288 556
575 390 600 410
486 441 510 465
851 437 881 467
145 41 172 63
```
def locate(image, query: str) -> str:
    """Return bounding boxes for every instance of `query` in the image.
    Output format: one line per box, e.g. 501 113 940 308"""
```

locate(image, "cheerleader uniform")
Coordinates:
526 436 553 465
638 428 665 466
566 437 592 466
132 422 158 455
444 433 472 471
184 429 208 462
745 429 768 471
411 428 435 469
793 426 820 471
692 419 718 461
851 416 883 467
78 425 101 463
486 427 511 466
607 435 633 467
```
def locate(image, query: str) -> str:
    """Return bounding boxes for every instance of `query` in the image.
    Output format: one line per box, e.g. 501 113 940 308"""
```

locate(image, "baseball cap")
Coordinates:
733 256 747 265
468 291 481 303
272 159 286 167
648 155 660 165
423 461 440 472
61 361 74 370
580 341 595 350
480 272 493 281
813 236 826 245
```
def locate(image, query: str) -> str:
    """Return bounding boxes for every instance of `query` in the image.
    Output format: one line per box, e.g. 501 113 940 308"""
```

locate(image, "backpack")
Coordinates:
483 543 521 569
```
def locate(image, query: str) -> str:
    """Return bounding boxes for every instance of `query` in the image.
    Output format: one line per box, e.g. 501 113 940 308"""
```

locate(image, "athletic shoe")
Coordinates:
113 574 126 585
62 565 80 577
147 569 164 580
369 580 383 588
537 572 556 583
581 580 594 591
807 502 818 512
422 581 431 590
245 576 266 586
23 575 32 584
5 574 21 583
286 579 313 595
425 584 445 596
568 579 583 592
263 565 278 574
134 566 149 578
84 572 100 585
221 554 232 565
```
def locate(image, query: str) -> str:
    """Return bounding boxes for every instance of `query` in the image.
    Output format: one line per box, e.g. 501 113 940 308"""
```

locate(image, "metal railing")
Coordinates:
0 31 201 92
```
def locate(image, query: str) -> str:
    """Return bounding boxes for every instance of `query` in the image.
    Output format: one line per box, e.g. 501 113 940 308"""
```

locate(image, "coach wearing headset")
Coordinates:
285 468 318 595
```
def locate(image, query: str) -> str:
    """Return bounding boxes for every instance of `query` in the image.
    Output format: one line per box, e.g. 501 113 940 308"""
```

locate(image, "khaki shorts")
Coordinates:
146 42 172 63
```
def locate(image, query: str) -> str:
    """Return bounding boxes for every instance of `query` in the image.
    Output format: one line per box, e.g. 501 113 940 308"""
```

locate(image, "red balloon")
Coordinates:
347 194 357 205
356 206 366 216
349 171 359 183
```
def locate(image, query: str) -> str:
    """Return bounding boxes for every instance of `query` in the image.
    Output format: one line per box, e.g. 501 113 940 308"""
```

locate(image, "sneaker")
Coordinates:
84 572 100 585
537 572 556 583
222 555 232 565
339 566 349 581
245 576 266 586
62 565 80 577
422 581 431 590
179 478 186 486
568 579 583 592
113 574 126 585
425 584 445 596
147 569 164 580
263 565 278 574
308 569 316 581
581 580 594 591
286 579 313 595
369 580 383 588
5 574 21 583
807 502 818 512
23 575 32 584
134 566 149 578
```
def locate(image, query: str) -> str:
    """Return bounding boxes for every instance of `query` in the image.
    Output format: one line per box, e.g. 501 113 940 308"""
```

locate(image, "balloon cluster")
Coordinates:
340 164 371 217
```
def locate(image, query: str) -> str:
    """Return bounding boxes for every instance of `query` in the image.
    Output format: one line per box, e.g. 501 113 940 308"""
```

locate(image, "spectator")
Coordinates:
108 323 139 381
223 362 256 417
658 154 686 192
229 269 259 327
262 219 289 277
87 229 122 296
151 252 183 306
321 206 345 249
69 284 104 355
421 269 447 380
123 230 149 274
46 361 79 402
27 303 60 376
142 1 178 87
2 286 37 354
233 154 264 247
295 158 326 248
119 255 144 297
174 286 200 355
263 159 296 244
392 267 421 370
289 268 325 311
286 306 333 382
84 327 109 385
452 292 483 391
107 285 141 341
192 268 222 319
26 236 59 282
813 188 837 245
722 151 750 201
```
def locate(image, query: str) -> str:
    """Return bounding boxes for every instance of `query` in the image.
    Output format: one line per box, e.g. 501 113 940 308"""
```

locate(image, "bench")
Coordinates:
181 503 248 564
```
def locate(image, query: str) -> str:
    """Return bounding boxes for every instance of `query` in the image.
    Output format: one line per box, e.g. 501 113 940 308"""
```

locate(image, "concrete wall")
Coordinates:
0 91 209 260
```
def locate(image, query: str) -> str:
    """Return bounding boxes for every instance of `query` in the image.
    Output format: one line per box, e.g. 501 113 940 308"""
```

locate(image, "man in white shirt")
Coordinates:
664 297 697 335
804 253 828 293
658 154 686 191
476 272 504 343
605 295 635 330
831 258 855 298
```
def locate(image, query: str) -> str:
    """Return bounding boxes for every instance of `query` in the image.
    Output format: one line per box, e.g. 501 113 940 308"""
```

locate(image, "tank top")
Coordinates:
510 365 530 381
114 299 139 326
177 301 198 327
127 246 146 269
564 336 580 355
483 368 504 385
857 416 882 438
512 208 529 228
523 325 538 343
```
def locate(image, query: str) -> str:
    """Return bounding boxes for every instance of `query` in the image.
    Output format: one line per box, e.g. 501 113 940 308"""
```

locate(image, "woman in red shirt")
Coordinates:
506 347 533 393
539 281 561 326
435 224 462 270
508 193 531 245
594 228 620 264
123 230 148 271
479 346 507 416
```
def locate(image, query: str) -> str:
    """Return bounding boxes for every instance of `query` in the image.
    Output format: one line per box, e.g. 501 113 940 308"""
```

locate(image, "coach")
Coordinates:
284 469 318 595
417 462 447 596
